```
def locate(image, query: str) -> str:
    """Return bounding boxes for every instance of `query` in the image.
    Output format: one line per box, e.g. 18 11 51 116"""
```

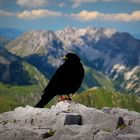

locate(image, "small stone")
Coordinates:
64 115 82 125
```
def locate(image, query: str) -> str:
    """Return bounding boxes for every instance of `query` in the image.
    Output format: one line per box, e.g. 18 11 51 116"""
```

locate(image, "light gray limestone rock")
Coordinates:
0 101 140 140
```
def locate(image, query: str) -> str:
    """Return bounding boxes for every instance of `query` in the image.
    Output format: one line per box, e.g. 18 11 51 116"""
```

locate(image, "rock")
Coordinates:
64 115 82 125
0 101 140 140
118 134 140 140
0 128 41 140
94 130 120 140
114 126 137 135
47 125 96 140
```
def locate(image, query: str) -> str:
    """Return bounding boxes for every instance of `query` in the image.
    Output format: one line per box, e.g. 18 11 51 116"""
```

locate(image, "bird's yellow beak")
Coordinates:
62 56 68 60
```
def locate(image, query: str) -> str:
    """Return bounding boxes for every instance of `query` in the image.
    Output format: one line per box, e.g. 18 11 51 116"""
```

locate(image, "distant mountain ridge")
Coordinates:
5 27 140 95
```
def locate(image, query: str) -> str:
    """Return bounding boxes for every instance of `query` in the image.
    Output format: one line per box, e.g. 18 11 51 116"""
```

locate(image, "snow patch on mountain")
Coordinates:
113 64 126 73
104 54 125 74
109 64 140 95
124 66 140 81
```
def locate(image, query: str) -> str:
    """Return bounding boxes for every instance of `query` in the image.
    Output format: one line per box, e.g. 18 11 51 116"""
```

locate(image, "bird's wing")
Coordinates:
42 63 68 95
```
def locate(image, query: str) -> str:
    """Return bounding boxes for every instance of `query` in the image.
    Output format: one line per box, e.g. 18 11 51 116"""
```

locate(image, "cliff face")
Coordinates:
0 101 140 140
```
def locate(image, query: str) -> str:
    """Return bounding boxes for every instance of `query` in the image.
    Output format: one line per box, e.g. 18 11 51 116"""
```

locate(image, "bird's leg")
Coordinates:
58 95 65 102
67 94 72 101
58 93 74 103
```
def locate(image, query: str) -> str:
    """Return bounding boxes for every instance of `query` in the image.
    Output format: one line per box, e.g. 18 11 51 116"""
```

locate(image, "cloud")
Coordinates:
0 10 14 16
71 10 100 21
71 10 140 22
17 9 62 19
0 9 140 22
102 11 140 22
72 0 140 8
16 0 49 8
0 9 62 20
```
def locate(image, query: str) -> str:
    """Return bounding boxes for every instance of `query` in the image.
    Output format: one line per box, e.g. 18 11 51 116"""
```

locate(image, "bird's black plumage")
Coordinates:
35 53 84 108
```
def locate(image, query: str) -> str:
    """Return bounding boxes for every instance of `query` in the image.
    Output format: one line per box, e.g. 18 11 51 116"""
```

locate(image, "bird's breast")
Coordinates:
59 62 84 93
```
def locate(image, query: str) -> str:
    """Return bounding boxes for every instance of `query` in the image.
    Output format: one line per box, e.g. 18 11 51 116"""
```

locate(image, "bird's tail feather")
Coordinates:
35 95 54 108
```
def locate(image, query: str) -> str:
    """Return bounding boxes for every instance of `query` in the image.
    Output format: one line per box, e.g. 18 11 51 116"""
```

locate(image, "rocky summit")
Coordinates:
0 101 140 140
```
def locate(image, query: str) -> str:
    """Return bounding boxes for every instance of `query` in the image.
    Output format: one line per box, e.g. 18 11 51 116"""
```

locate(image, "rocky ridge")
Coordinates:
0 101 140 140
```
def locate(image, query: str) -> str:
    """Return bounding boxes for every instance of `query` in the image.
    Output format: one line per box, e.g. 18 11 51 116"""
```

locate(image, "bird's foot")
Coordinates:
59 95 65 102
58 95 72 102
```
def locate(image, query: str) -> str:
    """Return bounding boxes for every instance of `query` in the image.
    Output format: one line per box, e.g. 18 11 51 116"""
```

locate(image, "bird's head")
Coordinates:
62 53 81 62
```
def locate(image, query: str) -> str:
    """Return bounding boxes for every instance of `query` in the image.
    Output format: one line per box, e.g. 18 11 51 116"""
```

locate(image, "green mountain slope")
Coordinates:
0 62 48 113
74 88 140 112
1 62 140 113
80 66 116 92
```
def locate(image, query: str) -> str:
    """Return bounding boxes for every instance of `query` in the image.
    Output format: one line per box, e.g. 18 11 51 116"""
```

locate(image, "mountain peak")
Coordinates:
58 26 117 37
6 29 61 57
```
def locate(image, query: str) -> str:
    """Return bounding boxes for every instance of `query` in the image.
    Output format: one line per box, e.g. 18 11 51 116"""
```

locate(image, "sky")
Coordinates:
0 0 140 35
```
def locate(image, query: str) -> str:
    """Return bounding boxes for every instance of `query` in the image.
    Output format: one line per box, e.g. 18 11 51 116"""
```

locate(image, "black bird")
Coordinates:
35 53 84 108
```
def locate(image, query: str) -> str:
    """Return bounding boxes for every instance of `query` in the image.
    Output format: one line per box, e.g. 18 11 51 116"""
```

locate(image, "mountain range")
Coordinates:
5 27 140 95
0 27 140 113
